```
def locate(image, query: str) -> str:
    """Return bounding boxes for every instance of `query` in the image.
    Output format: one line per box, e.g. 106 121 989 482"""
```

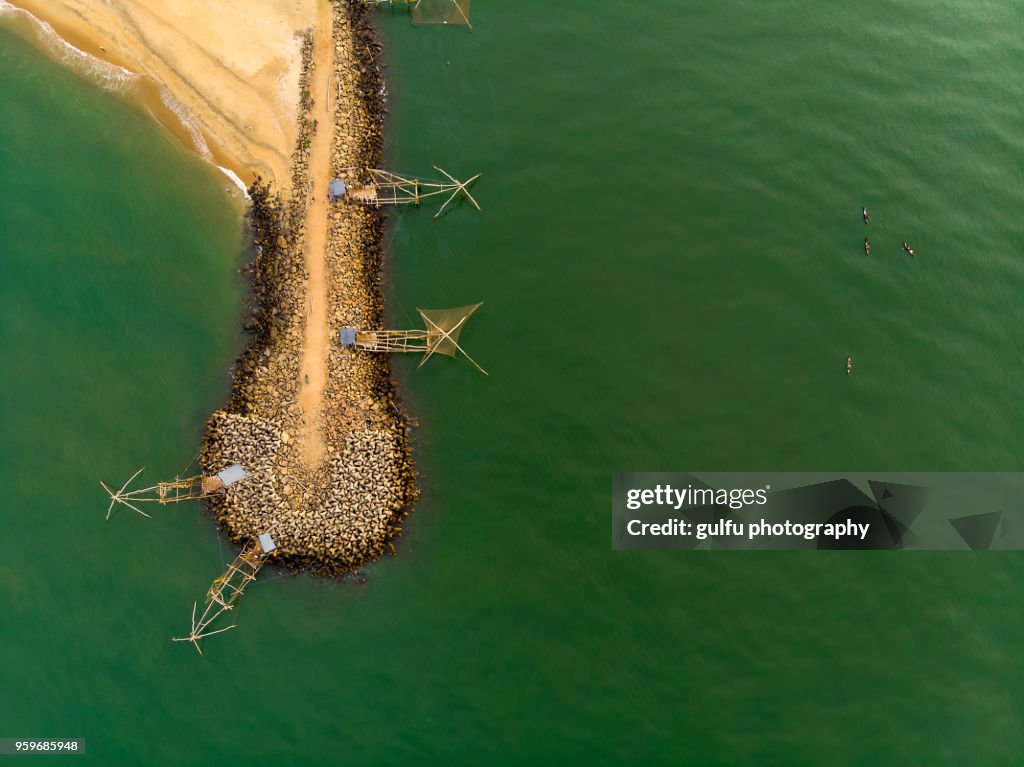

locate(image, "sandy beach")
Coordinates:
5 0 316 191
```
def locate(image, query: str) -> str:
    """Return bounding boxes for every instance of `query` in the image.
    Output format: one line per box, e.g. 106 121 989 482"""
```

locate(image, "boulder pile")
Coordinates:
200 2 417 576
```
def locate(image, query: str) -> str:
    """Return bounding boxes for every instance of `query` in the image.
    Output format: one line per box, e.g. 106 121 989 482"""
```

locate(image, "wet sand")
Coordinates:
4 0 316 191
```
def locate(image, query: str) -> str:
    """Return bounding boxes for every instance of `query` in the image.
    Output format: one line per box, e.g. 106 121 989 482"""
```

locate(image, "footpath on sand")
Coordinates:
297 0 336 468
200 1 417 574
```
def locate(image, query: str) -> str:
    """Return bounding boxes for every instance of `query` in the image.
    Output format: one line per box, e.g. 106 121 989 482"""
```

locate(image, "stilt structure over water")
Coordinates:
173 533 277 655
101 464 247 520
329 167 481 218
363 0 472 28
340 303 487 374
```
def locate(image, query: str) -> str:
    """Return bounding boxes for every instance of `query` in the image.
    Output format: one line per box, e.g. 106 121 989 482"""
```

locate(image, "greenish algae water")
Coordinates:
4 1 1024 764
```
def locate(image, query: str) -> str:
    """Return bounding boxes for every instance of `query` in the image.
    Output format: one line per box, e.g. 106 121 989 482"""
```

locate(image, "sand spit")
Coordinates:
200 1 418 575
4 0 316 191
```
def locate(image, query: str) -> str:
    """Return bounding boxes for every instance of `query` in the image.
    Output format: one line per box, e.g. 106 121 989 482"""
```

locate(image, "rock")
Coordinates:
197 4 416 575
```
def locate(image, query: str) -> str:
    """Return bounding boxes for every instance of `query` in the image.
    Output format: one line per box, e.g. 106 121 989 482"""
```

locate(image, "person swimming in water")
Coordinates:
864 238 870 255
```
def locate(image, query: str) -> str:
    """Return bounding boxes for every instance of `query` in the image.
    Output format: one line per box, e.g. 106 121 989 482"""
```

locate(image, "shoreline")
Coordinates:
0 0 313 193
200 1 418 575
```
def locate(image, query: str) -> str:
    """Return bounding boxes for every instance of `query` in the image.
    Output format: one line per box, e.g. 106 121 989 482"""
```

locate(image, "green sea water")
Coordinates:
3 1 1024 764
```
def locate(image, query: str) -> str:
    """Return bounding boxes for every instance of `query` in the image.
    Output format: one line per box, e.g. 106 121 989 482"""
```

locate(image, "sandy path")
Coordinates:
296 0 335 467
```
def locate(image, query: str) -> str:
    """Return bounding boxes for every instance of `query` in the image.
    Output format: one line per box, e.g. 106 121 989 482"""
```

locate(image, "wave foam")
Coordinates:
0 0 136 94
158 85 211 158
1 1 251 199
217 165 251 197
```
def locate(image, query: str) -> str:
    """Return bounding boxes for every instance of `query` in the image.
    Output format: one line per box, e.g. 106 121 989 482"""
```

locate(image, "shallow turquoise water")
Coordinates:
3 1 1024 764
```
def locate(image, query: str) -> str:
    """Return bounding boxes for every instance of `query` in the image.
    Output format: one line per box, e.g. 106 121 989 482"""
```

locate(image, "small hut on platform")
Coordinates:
340 303 487 374
328 179 348 202
101 464 248 520
329 167 481 218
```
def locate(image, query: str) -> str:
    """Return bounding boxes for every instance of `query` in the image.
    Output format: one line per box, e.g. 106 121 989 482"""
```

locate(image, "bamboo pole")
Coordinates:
173 537 271 654
102 468 248 519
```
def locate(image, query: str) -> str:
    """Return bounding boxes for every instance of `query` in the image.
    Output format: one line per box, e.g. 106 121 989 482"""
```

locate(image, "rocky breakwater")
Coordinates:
200 1 417 576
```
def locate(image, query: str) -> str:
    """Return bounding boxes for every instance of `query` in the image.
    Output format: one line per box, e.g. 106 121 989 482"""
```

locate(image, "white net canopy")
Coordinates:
411 0 471 26
418 303 486 373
